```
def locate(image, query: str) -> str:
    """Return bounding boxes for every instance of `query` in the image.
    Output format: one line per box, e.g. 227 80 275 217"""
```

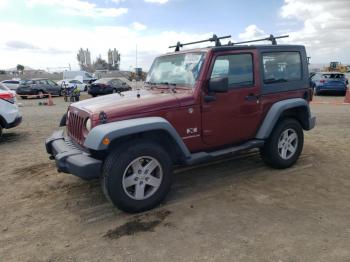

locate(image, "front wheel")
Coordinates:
101 140 172 213
260 118 304 169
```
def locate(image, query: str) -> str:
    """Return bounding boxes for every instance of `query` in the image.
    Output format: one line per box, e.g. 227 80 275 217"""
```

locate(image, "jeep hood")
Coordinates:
71 88 193 121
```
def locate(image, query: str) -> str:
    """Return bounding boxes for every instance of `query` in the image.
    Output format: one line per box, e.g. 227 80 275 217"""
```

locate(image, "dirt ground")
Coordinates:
1 93 350 262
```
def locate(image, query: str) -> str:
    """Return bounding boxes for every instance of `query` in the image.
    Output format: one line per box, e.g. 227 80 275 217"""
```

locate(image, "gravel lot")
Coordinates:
1 93 350 262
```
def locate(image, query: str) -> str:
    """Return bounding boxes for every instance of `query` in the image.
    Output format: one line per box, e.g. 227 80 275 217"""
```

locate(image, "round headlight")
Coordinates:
85 118 92 131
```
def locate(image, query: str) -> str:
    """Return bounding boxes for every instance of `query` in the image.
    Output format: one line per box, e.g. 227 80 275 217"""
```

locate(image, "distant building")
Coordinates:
107 48 120 70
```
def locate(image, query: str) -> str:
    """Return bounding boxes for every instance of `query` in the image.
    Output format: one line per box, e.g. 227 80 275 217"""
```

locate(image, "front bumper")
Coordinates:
45 130 101 180
5 115 22 129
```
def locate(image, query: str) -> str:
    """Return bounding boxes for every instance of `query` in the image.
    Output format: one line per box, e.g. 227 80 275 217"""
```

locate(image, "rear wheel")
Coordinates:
260 118 304 169
0 125 3 138
101 140 172 213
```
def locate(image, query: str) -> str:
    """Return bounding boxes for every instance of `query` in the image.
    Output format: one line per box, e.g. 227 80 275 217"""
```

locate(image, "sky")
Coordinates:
0 0 349 71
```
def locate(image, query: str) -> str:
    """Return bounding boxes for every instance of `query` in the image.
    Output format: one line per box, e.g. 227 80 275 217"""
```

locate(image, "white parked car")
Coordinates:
0 83 22 137
57 79 87 92
1 79 20 90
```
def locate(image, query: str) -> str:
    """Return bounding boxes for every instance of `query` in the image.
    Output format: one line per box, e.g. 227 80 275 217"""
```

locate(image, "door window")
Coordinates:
211 54 254 88
47 80 57 86
38 80 48 85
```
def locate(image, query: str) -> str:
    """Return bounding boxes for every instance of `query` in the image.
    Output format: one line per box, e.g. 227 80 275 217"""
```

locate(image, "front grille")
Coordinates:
67 111 85 145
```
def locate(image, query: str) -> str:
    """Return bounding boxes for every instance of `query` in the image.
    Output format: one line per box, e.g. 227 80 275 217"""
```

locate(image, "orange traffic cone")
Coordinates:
344 88 350 104
47 94 54 106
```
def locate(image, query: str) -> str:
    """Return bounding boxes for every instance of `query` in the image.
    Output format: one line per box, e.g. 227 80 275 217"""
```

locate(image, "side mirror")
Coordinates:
208 77 229 93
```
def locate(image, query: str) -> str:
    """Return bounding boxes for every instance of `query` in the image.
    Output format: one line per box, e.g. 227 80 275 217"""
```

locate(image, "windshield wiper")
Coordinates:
158 82 177 93
144 81 157 89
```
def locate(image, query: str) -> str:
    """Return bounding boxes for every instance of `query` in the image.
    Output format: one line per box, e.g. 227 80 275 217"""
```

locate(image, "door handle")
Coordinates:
245 93 260 102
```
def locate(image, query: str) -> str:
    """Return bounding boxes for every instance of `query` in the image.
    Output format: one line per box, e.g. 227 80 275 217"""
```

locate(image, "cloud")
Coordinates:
278 0 350 63
0 0 7 9
238 25 266 40
144 0 169 4
110 0 126 4
6 41 40 50
26 0 128 17
131 22 147 31
0 22 211 70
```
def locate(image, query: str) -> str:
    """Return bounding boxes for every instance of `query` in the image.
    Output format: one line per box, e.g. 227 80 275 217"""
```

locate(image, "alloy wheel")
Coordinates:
122 156 163 200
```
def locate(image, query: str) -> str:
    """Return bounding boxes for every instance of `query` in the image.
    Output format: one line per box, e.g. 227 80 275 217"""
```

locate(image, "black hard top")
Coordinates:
163 44 306 56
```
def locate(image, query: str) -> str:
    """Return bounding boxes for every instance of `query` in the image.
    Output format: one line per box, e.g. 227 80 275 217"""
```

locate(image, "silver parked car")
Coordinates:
1 80 20 90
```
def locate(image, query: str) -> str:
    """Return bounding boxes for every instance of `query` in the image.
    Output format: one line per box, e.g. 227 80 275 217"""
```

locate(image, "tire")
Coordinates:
91 94 97 97
101 140 173 213
260 118 304 169
0 125 2 138
84 85 88 92
112 88 117 94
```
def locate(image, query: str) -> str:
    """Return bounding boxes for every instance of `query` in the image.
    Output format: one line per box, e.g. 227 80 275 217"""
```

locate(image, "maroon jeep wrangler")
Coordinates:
46 35 316 213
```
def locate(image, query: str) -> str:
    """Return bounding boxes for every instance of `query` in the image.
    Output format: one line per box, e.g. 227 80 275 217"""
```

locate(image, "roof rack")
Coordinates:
169 34 289 52
169 34 231 52
226 34 289 46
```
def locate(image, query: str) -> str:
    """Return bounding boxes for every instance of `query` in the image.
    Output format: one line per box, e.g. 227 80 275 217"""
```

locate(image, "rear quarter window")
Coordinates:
262 52 302 84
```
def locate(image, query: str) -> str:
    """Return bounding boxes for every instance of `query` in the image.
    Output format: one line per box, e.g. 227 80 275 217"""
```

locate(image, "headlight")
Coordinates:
85 118 92 131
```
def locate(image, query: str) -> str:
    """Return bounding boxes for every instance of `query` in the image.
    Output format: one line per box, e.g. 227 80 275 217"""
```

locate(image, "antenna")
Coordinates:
227 34 289 46
169 34 231 52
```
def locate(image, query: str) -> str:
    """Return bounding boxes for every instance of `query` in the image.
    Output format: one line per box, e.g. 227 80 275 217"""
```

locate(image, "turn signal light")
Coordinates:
102 137 110 145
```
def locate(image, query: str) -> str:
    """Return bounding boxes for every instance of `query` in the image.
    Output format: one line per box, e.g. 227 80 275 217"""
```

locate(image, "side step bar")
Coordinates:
185 139 264 165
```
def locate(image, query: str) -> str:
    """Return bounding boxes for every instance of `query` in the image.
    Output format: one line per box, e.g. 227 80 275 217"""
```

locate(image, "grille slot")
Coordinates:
67 112 85 144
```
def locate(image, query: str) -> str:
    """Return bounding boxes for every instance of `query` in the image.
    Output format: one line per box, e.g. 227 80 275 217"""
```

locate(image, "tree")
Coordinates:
17 64 24 72
93 56 109 71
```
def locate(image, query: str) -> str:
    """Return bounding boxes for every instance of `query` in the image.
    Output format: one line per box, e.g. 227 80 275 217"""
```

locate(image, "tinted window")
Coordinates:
3 80 18 84
211 54 254 88
322 74 344 79
115 79 122 84
263 52 302 83
38 80 48 85
109 80 118 86
47 80 57 85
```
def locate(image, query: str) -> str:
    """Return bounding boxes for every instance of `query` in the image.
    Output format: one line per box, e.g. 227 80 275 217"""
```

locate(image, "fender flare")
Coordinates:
84 117 191 158
255 98 313 139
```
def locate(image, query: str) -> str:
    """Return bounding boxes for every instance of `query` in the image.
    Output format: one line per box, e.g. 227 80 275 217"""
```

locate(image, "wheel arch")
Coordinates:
84 117 191 163
256 98 313 140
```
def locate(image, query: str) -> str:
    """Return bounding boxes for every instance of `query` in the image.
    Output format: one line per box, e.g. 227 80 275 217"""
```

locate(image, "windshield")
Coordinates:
94 78 111 84
146 52 205 87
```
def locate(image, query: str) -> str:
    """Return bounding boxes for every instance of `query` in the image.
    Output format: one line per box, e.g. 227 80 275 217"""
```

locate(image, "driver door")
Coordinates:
201 50 262 147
